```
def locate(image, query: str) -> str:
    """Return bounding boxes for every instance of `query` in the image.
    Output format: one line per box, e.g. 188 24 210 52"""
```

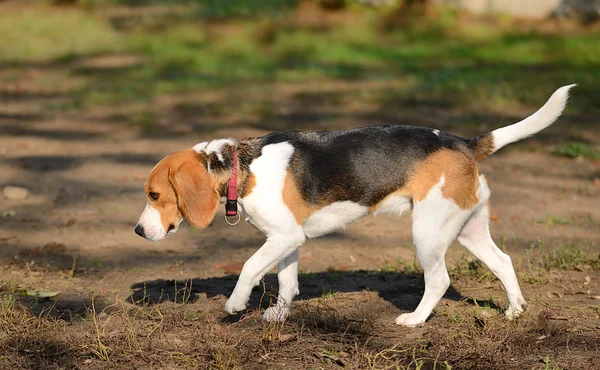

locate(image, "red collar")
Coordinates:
225 146 238 217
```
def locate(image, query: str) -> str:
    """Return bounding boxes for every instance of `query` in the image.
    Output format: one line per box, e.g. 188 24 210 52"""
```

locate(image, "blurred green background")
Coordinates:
1 0 599 150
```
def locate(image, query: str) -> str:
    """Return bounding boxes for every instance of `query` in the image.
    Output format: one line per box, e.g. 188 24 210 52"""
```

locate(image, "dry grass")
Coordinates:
1 259 599 370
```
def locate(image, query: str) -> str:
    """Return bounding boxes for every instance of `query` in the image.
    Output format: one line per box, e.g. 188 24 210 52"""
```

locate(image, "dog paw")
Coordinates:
394 313 425 327
263 306 290 322
224 295 247 315
505 299 527 320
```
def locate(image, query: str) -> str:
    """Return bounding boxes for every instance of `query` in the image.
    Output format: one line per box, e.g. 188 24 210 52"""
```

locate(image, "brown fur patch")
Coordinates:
282 171 316 224
210 164 233 185
241 173 257 198
473 133 495 160
408 149 480 209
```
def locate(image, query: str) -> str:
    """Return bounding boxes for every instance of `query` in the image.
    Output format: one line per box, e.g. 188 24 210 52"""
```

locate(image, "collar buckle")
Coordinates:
225 199 238 217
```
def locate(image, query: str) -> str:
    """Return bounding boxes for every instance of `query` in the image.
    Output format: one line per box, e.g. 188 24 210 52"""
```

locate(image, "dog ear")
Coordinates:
169 158 219 229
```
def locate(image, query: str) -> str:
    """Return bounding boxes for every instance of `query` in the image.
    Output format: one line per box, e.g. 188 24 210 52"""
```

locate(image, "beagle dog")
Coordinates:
135 85 574 326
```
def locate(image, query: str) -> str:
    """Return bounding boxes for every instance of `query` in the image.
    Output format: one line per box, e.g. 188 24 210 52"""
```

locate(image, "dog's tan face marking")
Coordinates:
135 149 220 241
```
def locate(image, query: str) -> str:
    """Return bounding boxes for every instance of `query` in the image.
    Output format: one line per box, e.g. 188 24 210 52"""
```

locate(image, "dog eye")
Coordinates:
149 192 159 201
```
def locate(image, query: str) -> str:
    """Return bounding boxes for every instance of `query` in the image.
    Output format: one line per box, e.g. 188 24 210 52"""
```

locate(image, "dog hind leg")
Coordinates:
457 204 527 318
396 178 472 327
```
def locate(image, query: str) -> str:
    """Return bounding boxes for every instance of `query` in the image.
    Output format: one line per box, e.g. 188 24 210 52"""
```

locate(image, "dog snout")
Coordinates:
134 224 145 238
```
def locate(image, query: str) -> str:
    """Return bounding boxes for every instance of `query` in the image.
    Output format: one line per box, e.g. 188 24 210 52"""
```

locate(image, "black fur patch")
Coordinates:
254 126 473 207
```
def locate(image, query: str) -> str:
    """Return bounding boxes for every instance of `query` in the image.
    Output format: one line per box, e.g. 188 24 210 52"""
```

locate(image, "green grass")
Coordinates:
542 243 598 270
449 254 493 280
321 291 338 299
2 3 599 114
552 142 600 159
537 214 573 227
0 7 122 62
519 240 599 280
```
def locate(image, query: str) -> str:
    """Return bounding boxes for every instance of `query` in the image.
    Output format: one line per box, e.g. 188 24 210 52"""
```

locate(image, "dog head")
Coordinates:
134 149 220 241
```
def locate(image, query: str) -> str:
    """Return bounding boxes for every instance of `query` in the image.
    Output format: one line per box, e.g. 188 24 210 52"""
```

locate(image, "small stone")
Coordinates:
277 334 296 343
3 186 28 200
477 309 496 319
2 210 16 217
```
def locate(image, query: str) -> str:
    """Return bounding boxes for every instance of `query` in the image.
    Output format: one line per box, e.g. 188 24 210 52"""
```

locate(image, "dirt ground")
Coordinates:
1 57 600 368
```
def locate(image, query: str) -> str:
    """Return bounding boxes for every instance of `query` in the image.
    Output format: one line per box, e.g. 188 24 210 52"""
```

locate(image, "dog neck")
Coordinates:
194 137 261 199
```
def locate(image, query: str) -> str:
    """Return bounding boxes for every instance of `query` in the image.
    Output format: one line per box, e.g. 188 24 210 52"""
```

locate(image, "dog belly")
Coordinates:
372 195 412 216
303 201 368 238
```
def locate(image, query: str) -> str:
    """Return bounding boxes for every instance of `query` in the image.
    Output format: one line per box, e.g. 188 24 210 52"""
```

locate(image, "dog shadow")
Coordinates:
126 270 495 318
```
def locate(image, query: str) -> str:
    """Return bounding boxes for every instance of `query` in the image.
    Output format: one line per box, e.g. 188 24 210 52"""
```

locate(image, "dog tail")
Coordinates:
468 84 576 160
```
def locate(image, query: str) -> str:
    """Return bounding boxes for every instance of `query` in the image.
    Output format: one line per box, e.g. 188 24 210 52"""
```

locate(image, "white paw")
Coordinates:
395 312 426 327
263 306 290 322
224 295 247 314
505 299 527 320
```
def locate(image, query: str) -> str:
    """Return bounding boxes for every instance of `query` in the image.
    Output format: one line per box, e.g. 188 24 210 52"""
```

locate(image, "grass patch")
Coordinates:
381 255 422 274
321 290 338 299
0 290 78 369
519 240 599 280
449 254 493 280
402 255 422 274
201 0 298 19
537 214 573 227
542 243 599 270
0 7 122 63
4 3 599 113
552 142 600 159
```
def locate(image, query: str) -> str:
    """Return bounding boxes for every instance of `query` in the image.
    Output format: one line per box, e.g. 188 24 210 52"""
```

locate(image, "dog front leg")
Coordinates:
263 248 299 322
225 232 304 315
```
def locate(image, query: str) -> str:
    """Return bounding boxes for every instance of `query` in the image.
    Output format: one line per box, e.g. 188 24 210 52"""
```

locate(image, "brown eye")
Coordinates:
149 192 159 201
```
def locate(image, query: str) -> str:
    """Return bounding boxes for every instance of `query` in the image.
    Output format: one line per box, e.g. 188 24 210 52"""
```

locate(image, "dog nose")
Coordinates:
134 224 145 238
